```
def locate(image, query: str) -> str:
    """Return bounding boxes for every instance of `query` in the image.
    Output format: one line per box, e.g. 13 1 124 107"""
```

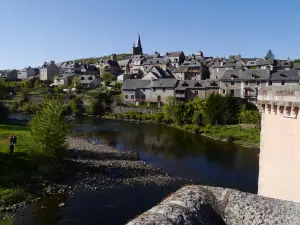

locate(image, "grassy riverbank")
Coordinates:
103 114 260 148
0 124 34 205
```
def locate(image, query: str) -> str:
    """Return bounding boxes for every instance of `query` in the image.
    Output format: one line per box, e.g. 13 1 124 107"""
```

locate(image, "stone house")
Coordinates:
142 57 167 73
175 80 219 101
269 70 300 86
142 66 173 80
293 62 300 71
98 56 120 76
164 51 185 69
256 58 276 70
77 75 101 89
122 78 178 105
40 61 60 80
220 69 269 101
5 70 18 81
210 59 231 80
130 55 146 75
18 67 36 80
53 74 72 86
185 60 209 80
173 66 188 80
118 59 132 74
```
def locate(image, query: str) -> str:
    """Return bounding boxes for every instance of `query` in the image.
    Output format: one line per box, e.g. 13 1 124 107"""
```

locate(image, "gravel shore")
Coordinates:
66 136 181 193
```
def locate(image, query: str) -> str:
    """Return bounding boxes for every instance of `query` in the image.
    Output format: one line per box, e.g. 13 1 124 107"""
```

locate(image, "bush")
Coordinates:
88 98 104 116
70 96 85 116
154 112 164 123
192 125 200 133
28 97 69 159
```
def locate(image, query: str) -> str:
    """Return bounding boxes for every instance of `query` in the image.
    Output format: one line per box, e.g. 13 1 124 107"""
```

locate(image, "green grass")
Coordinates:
0 213 15 225
0 124 34 205
201 125 260 147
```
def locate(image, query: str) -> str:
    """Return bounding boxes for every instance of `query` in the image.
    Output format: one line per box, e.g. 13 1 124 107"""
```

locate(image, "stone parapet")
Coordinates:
126 185 300 225
257 86 300 118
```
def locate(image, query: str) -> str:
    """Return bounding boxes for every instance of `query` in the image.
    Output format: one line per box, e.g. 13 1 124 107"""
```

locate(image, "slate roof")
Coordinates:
164 51 184 57
150 78 177 88
256 58 276 66
229 55 242 62
122 79 151 90
146 66 173 78
143 58 165 65
78 75 100 84
293 63 300 70
118 59 131 67
270 70 300 81
221 69 270 81
187 60 203 68
175 80 219 90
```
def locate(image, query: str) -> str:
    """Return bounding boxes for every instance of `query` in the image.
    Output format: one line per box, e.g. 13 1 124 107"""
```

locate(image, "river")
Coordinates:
8 114 259 225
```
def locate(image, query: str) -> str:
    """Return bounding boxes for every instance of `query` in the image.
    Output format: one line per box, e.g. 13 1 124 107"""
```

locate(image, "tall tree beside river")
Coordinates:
28 97 69 159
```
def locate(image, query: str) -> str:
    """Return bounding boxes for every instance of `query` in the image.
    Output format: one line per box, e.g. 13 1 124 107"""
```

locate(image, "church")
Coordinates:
132 34 143 55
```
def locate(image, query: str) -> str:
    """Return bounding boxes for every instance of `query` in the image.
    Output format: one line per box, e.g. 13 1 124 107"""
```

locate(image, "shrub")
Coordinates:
28 97 69 159
70 96 85 116
154 112 164 123
192 125 200 133
88 98 104 116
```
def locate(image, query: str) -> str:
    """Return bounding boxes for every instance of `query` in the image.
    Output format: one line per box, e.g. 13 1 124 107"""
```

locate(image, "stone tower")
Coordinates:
132 33 143 55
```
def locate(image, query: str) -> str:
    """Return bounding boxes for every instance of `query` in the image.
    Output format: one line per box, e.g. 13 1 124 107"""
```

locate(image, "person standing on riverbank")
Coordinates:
12 135 17 147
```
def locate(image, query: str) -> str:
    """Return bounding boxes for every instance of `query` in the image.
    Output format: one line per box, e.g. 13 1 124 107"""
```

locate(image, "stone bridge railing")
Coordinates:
126 185 300 225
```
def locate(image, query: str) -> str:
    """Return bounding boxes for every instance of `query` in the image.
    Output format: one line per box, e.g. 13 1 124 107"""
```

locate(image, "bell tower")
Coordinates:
132 33 143 55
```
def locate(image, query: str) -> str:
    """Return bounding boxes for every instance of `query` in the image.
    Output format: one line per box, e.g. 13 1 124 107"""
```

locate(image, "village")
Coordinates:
1 34 300 107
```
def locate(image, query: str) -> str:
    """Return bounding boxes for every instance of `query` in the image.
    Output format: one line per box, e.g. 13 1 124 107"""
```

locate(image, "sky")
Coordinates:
0 0 300 69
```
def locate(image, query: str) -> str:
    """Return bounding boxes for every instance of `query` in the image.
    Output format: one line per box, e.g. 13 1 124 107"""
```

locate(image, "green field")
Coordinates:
0 124 34 205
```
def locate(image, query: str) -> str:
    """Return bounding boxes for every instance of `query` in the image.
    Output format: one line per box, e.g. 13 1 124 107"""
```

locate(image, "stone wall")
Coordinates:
127 185 300 225
112 106 162 115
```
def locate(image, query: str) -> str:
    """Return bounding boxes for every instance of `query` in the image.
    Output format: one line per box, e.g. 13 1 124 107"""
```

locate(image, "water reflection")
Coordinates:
75 117 259 193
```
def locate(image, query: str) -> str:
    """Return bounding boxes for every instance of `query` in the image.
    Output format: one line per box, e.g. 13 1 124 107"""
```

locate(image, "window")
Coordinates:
143 88 145 92
216 76 218 79
163 88 166 92
125 95 128 99
268 81 272 86
256 81 260 86
245 81 249 86
157 95 161 102
195 91 199 95
281 81 285 85
230 90 234 95
231 81 235 86
153 88 156 92
222 89 226 94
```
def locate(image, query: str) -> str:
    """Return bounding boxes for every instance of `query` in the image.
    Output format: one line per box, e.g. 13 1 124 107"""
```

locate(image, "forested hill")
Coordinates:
70 53 131 64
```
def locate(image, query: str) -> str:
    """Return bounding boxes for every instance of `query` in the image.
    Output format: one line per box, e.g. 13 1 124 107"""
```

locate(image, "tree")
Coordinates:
28 97 69 159
34 80 40 89
162 96 177 122
88 98 104 116
102 72 115 82
114 82 123 90
72 76 79 88
70 96 85 116
265 49 275 60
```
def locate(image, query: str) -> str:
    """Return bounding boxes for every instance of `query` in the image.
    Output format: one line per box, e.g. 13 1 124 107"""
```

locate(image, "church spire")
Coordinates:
136 33 142 48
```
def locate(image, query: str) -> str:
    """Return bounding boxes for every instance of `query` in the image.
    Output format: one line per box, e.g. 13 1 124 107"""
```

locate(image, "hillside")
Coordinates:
71 53 131 64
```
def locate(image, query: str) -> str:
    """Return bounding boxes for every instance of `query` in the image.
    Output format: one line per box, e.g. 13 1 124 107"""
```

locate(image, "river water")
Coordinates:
8 114 259 225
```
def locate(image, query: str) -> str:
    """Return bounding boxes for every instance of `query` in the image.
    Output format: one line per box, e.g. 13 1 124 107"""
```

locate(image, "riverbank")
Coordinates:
102 115 260 149
0 132 180 218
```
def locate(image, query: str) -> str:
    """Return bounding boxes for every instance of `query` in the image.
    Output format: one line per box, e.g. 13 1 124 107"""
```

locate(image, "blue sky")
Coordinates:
0 0 299 69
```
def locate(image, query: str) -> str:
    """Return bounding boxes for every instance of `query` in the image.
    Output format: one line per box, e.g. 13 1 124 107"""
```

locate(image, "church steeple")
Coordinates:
132 33 143 55
136 33 142 48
